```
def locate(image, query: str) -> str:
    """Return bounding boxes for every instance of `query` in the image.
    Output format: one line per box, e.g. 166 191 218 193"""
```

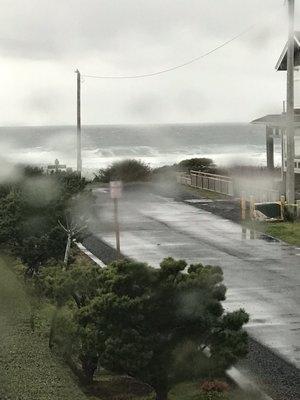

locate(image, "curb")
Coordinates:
75 242 107 268
227 366 273 400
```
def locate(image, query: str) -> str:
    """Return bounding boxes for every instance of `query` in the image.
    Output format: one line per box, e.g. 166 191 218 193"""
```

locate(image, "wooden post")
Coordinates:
240 191 246 220
281 128 285 182
286 0 295 205
249 195 255 220
280 195 286 220
266 127 274 170
113 198 121 259
297 200 300 218
76 69 82 176
242 226 247 240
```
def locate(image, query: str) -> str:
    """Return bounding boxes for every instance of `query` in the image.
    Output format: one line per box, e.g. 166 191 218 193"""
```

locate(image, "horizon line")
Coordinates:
0 121 252 129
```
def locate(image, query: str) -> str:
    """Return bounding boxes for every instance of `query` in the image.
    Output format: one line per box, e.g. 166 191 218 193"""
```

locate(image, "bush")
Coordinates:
77 258 248 399
94 159 151 183
177 158 216 173
151 165 177 184
38 258 249 400
0 166 88 273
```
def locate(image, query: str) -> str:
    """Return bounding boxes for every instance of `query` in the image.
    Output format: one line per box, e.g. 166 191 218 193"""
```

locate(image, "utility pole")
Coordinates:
76 69 82 176
286 0 295 205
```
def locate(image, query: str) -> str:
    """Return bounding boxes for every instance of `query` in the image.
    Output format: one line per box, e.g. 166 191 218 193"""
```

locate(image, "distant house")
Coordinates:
47 159 72 174
252 31 300 177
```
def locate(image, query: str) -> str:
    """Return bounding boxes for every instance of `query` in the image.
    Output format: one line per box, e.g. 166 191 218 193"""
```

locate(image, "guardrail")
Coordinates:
177 171 282 203
177 170 234 196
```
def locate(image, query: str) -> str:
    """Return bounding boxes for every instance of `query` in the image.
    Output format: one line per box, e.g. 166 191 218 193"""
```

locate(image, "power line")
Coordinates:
82 24 256 80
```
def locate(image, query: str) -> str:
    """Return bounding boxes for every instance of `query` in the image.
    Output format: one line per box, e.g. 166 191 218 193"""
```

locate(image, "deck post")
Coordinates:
266 126 274 170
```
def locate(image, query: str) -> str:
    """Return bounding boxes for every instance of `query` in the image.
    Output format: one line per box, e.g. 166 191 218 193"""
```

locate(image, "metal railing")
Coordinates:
177 171 281 202
177 170 234 196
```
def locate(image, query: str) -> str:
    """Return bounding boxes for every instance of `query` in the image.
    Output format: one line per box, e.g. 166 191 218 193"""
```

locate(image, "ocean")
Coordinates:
0 123 282 177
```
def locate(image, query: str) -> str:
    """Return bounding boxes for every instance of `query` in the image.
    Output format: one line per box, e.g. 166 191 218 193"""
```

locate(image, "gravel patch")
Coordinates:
240 338 300 400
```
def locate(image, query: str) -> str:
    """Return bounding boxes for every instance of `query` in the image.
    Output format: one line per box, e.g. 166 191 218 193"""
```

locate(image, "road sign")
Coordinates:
110 181 122 199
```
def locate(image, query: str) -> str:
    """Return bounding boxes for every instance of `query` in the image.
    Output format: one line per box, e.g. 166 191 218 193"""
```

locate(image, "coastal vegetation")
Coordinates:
94 159 152 183
37 257 249 400
94 158 217 184
7 158 299 398
176 158 216 173
0 165 87 275
0 249 249 400
0 165 250 400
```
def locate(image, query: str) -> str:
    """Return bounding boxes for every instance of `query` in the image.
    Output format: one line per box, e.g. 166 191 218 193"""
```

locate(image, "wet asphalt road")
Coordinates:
84 187 300 398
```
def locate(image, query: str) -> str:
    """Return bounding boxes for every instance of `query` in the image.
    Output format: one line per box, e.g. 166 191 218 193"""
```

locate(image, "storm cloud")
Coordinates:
0 0 299 125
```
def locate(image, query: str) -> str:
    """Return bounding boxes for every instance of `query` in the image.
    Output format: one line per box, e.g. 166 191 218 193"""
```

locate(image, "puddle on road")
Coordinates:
185 199 213 204
251 318 267 324
257 234 279 243
93 188 109 193
241 227 279 243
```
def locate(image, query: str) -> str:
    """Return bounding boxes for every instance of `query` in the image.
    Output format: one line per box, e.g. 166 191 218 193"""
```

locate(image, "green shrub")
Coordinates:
94 159 151 183
37 258 249 399
0 167 87 274
177 158 216 173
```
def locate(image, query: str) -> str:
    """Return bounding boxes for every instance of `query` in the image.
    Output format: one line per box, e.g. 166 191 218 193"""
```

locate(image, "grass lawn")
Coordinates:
261 222 300 246
0 252 89 400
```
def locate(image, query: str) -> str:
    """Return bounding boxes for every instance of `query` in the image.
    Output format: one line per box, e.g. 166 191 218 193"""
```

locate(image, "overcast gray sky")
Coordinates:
1 0 299 126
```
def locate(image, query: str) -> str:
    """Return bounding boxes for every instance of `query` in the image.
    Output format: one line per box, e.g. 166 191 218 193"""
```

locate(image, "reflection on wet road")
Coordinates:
92 189 300 369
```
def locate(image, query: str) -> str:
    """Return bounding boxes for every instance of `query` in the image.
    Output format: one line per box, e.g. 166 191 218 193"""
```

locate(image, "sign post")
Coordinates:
110 181 122 259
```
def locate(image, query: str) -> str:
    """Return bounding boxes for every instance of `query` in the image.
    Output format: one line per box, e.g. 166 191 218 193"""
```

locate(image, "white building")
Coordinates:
47 159 70 174
252 31 300 177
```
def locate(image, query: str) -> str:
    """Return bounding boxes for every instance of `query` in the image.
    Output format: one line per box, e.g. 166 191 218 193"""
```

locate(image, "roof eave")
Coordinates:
276 34 300 71
275 43 288 71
